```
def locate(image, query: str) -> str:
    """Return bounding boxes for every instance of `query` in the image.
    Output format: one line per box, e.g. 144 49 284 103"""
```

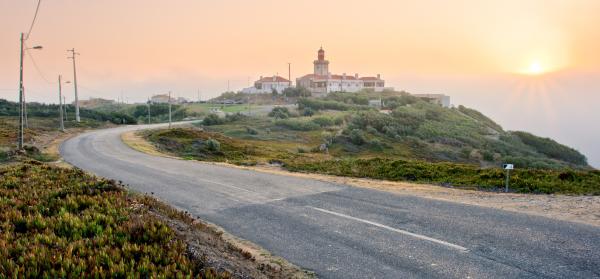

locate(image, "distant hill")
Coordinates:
297 91 589 170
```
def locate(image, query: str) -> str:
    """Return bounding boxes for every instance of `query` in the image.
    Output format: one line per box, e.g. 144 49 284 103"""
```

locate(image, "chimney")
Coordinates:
377 74 381 79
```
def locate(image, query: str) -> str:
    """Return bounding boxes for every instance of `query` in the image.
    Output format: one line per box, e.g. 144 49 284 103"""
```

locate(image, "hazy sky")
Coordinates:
1 0 599 167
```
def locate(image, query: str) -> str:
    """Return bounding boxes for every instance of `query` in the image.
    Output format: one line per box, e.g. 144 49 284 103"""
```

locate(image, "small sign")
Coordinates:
503 164 514 170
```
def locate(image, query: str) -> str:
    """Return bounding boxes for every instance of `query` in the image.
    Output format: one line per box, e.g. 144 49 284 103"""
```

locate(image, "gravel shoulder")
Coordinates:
122 130 600 227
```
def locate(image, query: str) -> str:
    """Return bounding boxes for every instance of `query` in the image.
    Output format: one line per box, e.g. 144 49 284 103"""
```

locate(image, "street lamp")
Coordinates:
22 45 43 129
18 31 43 149
58 75 71 132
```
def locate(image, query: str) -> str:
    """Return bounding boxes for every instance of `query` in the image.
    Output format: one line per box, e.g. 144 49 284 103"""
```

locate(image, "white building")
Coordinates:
242 75 292 94
413 94 451 108
296 47 385 96
150 94 188 104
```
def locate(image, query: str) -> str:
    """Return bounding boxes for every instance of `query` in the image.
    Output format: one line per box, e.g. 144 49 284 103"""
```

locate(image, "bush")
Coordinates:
275 119 320 131
203 114 225 125
349 129 366 145
205 138 221 152
283 87 311 97
225 112 247 122
268 107 291 119
246 126 258 135
311 116 334 127
297 98 356 111
302 107 315 117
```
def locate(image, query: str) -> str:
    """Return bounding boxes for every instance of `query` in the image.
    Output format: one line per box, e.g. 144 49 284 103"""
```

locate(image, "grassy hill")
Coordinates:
141 91 598 194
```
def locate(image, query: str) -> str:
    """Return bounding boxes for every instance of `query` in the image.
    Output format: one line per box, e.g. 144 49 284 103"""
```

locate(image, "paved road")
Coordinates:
60 124 600 279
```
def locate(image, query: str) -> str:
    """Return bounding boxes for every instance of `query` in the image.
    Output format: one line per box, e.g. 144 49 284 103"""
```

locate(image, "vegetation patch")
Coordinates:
0 162 228 278
284 158 600 194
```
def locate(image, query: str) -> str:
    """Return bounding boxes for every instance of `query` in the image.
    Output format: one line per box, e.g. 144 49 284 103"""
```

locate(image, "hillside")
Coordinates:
183 91 589 170
140 91 597 194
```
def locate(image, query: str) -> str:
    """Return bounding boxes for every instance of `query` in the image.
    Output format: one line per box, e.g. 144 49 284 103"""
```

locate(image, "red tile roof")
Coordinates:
359 77 380 81
257 76 290 83
297 74 363 81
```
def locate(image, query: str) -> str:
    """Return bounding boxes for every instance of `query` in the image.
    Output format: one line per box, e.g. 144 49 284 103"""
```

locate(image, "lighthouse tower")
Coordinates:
313 47 330 76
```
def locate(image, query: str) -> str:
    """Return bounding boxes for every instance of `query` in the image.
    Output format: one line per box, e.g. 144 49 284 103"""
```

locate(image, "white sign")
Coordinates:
503 164 514 170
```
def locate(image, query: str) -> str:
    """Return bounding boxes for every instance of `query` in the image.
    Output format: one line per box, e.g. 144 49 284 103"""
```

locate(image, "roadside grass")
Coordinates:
0 162 227 278
141 127 326 166
284 158 600 195
0 116 111 164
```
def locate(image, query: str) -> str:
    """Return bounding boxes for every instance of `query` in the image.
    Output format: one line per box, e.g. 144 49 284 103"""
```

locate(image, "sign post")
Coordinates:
502 164 514 192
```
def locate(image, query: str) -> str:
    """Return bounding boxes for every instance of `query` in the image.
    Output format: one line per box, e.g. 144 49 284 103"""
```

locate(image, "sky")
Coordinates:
1 0 599 167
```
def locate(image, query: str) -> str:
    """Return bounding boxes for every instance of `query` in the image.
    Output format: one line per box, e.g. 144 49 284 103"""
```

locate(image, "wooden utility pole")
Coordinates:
58 75 64 131
63 96 67 121
18 33 24 149
67 48 80 122
168 91 172 129
23 87 28 128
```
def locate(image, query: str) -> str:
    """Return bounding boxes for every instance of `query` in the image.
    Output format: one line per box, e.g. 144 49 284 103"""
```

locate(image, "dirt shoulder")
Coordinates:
122 130 600 227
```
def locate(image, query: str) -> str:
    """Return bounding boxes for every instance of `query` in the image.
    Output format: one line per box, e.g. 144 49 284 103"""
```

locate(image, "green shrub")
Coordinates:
246 126 258 135
205 138 221 152
311 116 334 127
302 107 315 116
275 119 320 131
297 98 359 111
225 112 247 122
203 113 225 125
268 107 291 119
349 129 366 145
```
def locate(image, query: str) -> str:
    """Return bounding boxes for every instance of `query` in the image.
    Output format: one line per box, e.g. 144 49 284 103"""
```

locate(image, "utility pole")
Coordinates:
288 62 291 87
197 89 201 103
18 33 24 149
67 48 80 122
58 75 64 131
147 97 151 124
227 80 230 92
168 91 172 129
63 96 67 121
23 87 28 128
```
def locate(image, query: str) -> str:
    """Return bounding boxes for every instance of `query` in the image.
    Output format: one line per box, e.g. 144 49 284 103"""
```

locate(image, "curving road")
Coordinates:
60 124 600 279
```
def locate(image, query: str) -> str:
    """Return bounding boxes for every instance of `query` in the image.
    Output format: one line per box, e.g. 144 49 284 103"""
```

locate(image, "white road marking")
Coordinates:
309 206 469 252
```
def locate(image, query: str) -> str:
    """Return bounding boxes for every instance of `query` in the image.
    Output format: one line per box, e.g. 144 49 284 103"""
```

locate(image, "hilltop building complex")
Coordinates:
296 47 385 96
242 47 385 96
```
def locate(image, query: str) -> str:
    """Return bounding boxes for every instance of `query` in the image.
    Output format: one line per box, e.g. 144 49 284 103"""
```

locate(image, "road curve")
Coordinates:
60 124 600 279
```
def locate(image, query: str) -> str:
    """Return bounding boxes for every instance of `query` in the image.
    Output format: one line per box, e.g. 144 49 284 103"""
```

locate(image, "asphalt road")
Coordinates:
60 124 600 279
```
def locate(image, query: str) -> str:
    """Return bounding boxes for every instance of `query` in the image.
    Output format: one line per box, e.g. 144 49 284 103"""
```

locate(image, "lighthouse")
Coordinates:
313 47 330 76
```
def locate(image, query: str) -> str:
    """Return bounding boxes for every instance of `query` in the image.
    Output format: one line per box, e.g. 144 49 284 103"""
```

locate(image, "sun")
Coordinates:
527 61 544 75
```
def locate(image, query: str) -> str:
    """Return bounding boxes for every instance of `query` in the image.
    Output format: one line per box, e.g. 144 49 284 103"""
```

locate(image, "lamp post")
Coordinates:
58 75 71 132
18 32 42 149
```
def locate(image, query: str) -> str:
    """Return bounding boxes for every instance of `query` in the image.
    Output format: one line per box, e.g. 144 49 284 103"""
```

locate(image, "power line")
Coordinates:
25 0 42 40
24 43 55 85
